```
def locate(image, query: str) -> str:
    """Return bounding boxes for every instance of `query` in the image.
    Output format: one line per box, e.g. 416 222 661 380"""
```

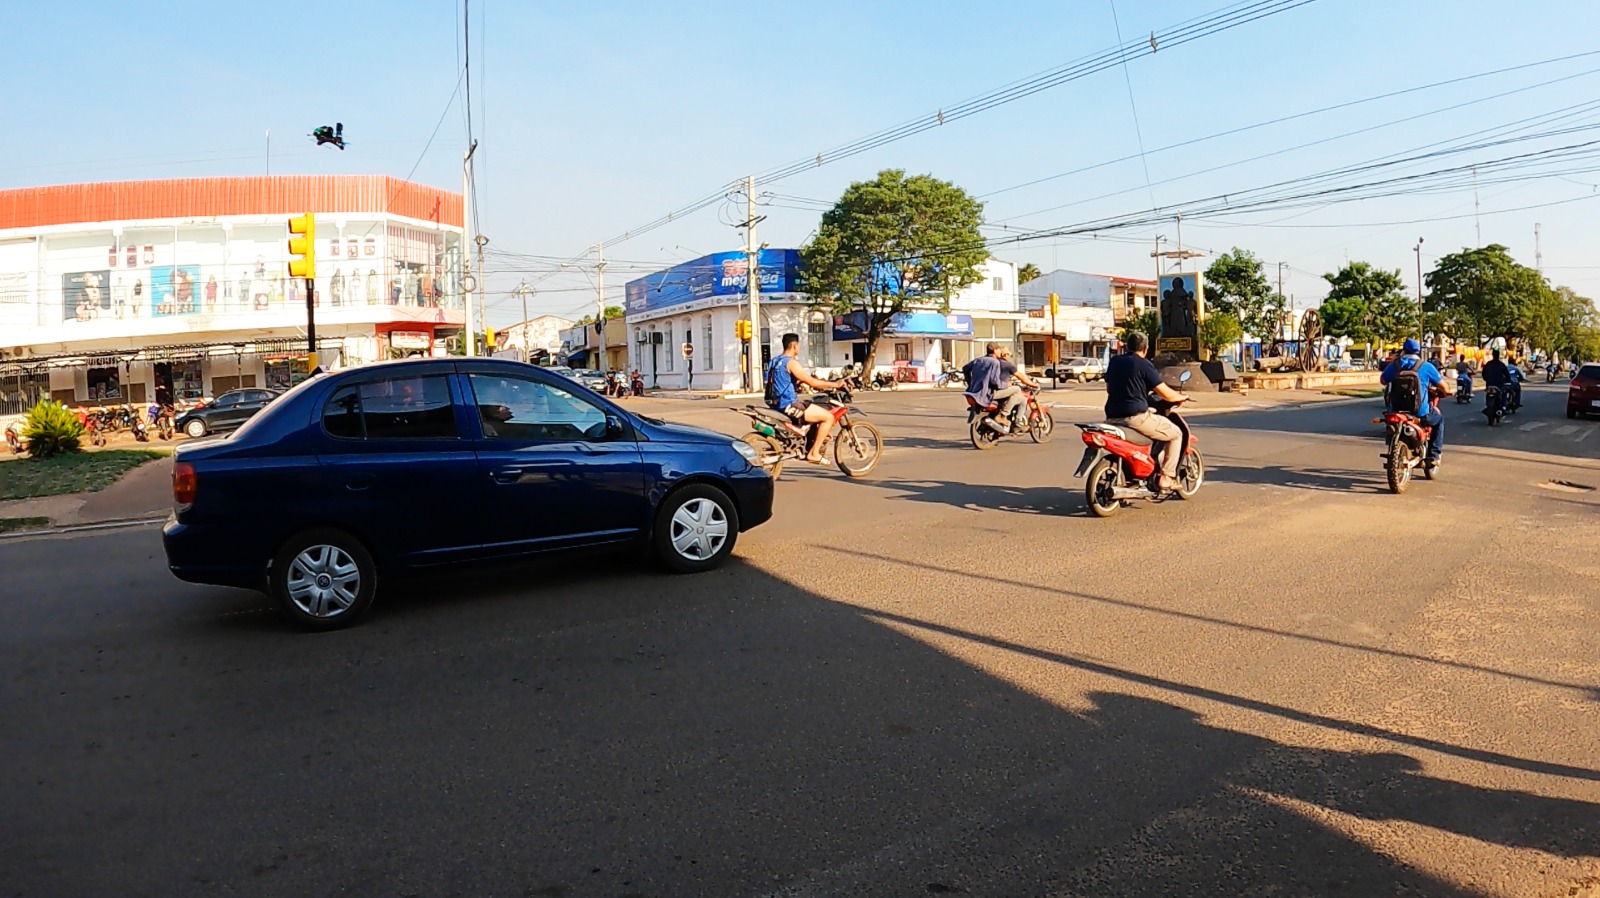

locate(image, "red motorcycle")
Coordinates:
966 385 1054 449
734 388 883 479
1073 375 1203 517
1378 408 1437 493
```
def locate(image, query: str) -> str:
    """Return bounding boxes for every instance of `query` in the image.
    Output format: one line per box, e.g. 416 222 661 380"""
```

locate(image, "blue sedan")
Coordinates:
162 358 773 629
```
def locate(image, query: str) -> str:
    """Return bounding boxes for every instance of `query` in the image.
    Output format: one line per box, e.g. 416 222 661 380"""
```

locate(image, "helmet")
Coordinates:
1402 338 1420 354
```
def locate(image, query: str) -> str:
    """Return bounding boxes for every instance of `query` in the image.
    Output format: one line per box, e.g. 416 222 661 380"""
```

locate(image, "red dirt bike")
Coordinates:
1073 374 1203 517
734 388 883 479
966 384 1054 449
1377 408 1437 494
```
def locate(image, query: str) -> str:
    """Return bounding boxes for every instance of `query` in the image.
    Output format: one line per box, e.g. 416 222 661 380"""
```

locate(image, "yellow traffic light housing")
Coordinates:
486 327 496 349
286 213 316 280
735 319 753 340
1049 292 1059 317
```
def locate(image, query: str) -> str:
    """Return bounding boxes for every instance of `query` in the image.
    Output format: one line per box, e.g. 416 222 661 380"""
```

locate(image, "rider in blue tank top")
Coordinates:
764 332 844 465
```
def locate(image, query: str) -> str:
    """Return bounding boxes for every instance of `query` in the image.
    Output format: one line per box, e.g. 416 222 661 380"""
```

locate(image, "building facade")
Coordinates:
1017 269 1119 367
0 176 464 414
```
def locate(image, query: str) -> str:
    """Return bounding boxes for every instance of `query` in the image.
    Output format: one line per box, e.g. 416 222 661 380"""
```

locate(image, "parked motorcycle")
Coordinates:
1074 372 1203 517
1379 406 1438 493
630 372 645 397
5 417 27 455
866 369 899 391
1484 385 1509 426
130 407 150 442
935 365 966 389
733 388 883 479
966 386 1054 449
1454 372 1472 404
152 403 176 440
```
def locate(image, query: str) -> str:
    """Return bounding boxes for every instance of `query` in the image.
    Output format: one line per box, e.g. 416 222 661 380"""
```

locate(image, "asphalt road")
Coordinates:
3 383 1597 897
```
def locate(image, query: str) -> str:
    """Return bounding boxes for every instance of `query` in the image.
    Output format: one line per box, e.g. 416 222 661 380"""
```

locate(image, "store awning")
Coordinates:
565 349 592 365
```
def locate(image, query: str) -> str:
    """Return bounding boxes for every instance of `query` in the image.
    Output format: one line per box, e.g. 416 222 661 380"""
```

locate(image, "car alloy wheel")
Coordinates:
654 484 739 573
185 419 207 438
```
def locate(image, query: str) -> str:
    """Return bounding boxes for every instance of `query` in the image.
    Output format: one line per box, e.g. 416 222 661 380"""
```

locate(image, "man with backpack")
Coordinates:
1381 338 1450 471
766 333 845 465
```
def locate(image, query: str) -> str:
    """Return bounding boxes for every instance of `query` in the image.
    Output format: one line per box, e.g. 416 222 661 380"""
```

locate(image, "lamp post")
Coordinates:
1414 237 1425 344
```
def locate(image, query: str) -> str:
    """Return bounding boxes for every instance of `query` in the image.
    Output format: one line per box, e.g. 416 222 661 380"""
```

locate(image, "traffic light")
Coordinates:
286 213 316 280
485 327 496 349
1049 292 1059 317
735 319 752 340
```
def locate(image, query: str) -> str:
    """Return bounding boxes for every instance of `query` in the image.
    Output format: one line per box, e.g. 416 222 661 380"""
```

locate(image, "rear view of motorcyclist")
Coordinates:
1381 338 1448 470
963 343 1037 433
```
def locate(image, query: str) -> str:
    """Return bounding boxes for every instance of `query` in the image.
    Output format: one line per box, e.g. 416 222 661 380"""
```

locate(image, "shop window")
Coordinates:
467 374 608 442
894 343 911 362
664 324 674 372
703 316 713 370
807 319 827 367
87 366 123 401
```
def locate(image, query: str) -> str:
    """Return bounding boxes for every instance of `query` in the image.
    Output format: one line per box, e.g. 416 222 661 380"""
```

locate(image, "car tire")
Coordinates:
1568 407 1578 419
654 483 739 574
184 419 207 438
270 528 378 631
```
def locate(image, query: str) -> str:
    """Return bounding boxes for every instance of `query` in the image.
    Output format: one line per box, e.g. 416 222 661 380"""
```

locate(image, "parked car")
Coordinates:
1567 364 1600 419
1046 357 1105 382
575 369 608 393
541 365 580 380
174 388 282 438
162 358 773 629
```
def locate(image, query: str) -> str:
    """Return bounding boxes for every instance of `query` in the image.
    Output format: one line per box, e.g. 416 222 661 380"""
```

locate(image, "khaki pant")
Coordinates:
1110 409 1182 480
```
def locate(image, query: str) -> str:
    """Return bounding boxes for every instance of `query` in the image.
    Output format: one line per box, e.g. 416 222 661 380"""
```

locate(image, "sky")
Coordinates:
4 0 1599 328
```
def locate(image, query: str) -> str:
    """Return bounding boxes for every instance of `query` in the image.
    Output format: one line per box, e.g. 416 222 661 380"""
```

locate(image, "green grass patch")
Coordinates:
1323 389 1385 399
0 450 164 501
0 516 50 533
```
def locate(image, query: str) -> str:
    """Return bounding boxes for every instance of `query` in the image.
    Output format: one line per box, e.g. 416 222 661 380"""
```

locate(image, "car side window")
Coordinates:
467 373 609 441
319 375 459 440
213 394 239 408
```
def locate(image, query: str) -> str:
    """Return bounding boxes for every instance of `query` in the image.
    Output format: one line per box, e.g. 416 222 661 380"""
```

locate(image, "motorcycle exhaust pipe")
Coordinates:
1110 486 1154 500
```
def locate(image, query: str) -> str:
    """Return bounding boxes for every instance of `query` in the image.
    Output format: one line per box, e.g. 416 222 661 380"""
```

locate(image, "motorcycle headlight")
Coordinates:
731 440 759 463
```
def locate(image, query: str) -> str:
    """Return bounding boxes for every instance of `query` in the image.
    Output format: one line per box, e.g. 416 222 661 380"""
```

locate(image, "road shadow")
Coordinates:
872 477 1074 516
1208 462 1389 494
9 545 1600 896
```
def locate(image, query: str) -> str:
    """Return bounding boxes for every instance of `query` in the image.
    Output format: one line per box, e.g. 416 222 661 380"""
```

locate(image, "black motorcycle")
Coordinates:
1454 372 1472 404
1484 385 1509 426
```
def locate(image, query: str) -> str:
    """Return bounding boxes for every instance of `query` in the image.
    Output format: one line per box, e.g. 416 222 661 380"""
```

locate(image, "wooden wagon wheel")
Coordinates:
1298 309 1325 372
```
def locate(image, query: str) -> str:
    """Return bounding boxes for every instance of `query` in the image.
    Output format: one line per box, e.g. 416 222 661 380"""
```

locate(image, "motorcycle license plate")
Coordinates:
1073 447 1097 478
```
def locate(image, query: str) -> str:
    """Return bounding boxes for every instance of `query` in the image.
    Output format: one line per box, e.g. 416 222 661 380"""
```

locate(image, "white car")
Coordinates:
1050 357 1105 382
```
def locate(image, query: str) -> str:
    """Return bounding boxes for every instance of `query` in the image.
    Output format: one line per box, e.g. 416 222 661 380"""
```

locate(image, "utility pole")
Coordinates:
595 243 607 373
514 281 531 359
1414 237 1425 343
745 175 762 393
1277 262 1288 346
476 233 488 354
462 140 479 356
1535 222 1543 274
1472 167 1482 245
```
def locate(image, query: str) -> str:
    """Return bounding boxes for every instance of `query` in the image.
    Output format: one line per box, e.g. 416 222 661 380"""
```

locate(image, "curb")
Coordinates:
0 515 168 541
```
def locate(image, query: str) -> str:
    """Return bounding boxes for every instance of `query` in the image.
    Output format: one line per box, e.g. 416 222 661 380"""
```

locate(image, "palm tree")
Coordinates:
1018 263 1042 284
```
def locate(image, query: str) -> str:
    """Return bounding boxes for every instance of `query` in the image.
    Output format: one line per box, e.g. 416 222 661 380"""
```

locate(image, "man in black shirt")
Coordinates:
1104 332 1190 491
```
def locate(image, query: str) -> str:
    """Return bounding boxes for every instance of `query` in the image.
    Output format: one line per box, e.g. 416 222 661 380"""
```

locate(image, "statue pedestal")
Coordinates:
1158 360 1217 393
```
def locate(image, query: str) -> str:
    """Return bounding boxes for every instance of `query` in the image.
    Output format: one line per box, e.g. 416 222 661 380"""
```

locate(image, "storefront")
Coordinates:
1019 306 1115 372
832 310 978 382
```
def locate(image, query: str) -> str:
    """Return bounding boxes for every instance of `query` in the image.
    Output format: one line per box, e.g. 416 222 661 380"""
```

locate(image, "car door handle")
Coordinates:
489 463 559 484
345 473 376 491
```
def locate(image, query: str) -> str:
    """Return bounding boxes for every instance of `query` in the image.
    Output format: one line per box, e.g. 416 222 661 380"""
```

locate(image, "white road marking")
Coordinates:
1519 421 1547 432
1554 424 1581 436
1578 427 1595 443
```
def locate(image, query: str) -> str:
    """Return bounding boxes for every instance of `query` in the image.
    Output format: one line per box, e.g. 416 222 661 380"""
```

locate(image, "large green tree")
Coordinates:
1319 261 1415 345
1552 286 1600 361
1123 309 1161 351
1424 244 1549 343
800 170 987 369
1203 248 1283 344
1198 313 1243 359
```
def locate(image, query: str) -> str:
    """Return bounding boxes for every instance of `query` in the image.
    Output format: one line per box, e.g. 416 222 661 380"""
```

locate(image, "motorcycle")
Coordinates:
966 385 1054 449
1454 372 1472 404
935 365 966 389
1074 372 1203 517
733 388 883 479
630 373 645 397
1484 385 1509 426
130 406 150 442
5 417 27 455
866 369 899 391
1379 405 1438 494
152 403 176 440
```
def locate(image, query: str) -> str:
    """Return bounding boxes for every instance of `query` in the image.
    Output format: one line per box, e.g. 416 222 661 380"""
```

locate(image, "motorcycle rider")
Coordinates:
962 342 1038 432
1453 354 1473 399
766 332 844 465
1482 349 1512 412
1103 332 1189 492
1381 338 1449 470
1506 355 1525 409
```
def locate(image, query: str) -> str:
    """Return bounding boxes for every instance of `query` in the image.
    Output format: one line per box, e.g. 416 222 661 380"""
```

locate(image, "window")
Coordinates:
664 324 674 372
212 393 240 408
894 342 911 362
319 375 458 440
702 316 713 370
807 319 827 367
992 276 1004 292
467 373 608 442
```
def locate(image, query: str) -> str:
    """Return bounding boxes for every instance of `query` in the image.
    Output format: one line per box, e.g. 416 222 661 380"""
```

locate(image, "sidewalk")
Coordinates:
0 455 172 532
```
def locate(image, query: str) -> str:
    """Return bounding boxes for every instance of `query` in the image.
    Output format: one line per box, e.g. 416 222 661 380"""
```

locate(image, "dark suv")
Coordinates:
162 358 773 629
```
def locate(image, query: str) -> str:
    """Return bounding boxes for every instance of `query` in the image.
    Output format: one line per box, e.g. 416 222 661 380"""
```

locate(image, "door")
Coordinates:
315 370 484 565
460 366 646 556
205 392 246 429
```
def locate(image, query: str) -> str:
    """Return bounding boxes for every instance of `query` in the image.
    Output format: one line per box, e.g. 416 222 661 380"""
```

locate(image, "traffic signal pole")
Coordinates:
287 213 317 372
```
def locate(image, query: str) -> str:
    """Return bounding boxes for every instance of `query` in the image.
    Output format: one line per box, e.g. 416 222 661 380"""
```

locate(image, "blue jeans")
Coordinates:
1420 409 1443 461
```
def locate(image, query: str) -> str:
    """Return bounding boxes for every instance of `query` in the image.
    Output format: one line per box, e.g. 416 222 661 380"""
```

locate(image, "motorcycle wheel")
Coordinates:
90 430 107 448
1386 441 1411 494
970 417 1000 450
1175 448 1205 499
1085 458 1121 517
739 433 785 480
834 421 883 477
1028 411 1054 444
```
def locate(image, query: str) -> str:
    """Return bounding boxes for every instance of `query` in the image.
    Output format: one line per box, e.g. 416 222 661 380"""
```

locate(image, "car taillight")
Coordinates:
172 462 197 506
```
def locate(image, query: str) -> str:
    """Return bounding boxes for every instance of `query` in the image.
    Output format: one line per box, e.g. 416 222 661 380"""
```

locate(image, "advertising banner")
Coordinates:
625 249 800 316
1157 273 1205 357
832 311 973 341
151 265 202 316
62 270 110 321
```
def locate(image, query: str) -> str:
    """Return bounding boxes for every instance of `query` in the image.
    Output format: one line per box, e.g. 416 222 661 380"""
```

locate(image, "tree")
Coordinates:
1018 263 1042 284
1320 261 1414 345
1553 286 1600 361
1123 310 1161 351
1203 248 1281 343
800 169 988 369
1198 313 1243 359
604 305 624 319
1424 244 1549 343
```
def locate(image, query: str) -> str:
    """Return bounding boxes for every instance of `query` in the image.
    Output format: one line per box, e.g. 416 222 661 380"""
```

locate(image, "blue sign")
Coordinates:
832 311 973 341
625 249 800 315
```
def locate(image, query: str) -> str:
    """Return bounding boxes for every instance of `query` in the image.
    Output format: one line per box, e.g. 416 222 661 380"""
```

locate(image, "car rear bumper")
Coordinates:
163 516 266 590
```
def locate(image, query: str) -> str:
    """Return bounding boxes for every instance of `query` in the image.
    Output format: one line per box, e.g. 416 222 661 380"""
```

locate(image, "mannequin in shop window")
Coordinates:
331 269 344 306
366 269 380 304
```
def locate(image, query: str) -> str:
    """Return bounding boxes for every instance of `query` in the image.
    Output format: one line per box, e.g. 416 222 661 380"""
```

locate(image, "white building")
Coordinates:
496 315 572 362
1017 269 1121 368
0 176 465 414
624 252 1022 391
